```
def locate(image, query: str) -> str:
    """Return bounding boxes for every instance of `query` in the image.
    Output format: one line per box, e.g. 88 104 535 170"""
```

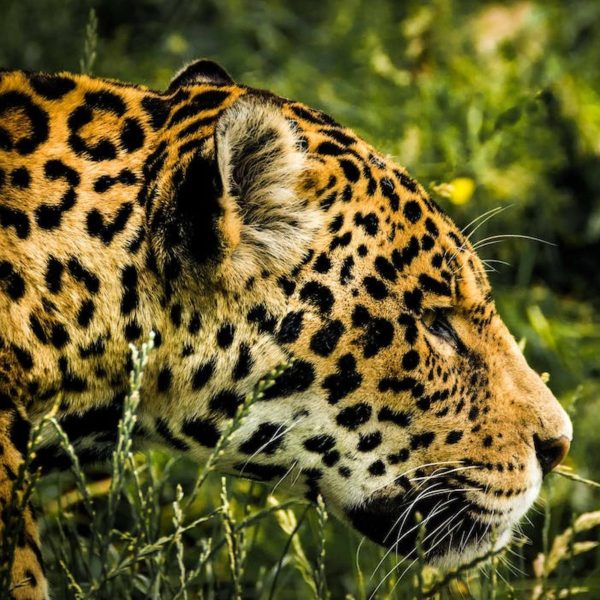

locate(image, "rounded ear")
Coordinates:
212 97 322 285
167 59 234 91
150 96 322 289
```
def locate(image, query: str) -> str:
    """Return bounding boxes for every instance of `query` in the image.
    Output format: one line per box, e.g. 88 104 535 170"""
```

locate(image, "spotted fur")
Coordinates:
0 60 571 597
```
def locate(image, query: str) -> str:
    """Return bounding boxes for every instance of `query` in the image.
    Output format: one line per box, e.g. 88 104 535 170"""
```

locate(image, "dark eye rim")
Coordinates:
423 309 457 345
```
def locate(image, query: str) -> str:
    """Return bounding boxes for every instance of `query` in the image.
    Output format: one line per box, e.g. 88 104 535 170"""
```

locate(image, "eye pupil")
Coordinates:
425 310 454 341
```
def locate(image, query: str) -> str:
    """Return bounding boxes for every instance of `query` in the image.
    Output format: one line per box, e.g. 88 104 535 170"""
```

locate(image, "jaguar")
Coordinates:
0 60 572 598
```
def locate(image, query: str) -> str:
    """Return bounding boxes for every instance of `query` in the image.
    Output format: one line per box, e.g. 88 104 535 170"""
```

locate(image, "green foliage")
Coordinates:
1 0 599 597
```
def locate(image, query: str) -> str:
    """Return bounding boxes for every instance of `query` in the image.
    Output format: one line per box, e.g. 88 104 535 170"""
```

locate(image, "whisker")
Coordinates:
472 233 556 250
269 459 299 495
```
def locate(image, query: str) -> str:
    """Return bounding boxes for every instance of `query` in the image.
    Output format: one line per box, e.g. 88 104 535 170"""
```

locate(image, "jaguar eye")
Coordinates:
422 309 456 343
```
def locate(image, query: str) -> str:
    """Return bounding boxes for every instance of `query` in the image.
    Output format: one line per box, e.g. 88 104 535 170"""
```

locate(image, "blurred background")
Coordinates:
1 0 600 597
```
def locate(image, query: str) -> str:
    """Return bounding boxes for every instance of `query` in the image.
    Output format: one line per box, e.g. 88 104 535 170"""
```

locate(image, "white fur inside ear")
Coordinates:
215 97 322 282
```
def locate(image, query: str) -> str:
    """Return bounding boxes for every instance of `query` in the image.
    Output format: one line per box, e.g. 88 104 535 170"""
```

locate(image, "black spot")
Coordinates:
278 276 296 296
419 274 451 296
61 369 87 392
354 310 394 358
233 462 288 482
86 203 134 245
77 300 95 327
233 343 253 380
483 435 493 448
313 253 331 273
425 218 439 237
322 353 362 404
300 281 334 315
68 91 126 160
216 323 235 348
340 256 354 285
392 236 420 271
188 312 202 334
170 303 182 327
319 191 337 211
336 403 371 430
323 450 340 466
363 276 388 300
29 74 76 99
0 204 30 239
50 323 69 348
403 200 422 223
78 336 106 358
124 320 142 341
262 360 315 399
141 95 170 130
378 407 411 427
120 117 145 152
340 159 360 182
403 289 423 312
316 141 345 155
155 418 190 451
120 265 138 315
368 460 386 476
157 367 172 392
328 213 344 233
410 432 436 450
0 261 25 301
209 390 244 417
239 422 284 455
357 431 382 452
44 256 64 294
0 90 49 155
378 377 416 393
402 350 420 370
304 434 336 453
421 234 434 251
446 430 463 444
29 314 47 343
67 257 100 294
395 169 418 192
388 448 410 464
329 231 352 251
192 360 215 390
278 311 304 344
10 167 30 188
380 177 399 211
247 305 277 334
173 89 229 124
374 256 396 282
182 417 220 448
357 244 368 257
339 466 351 478
11 344 33 370
468 406 480 421
354 212 379 236
310 319 344 357
9 412 31 457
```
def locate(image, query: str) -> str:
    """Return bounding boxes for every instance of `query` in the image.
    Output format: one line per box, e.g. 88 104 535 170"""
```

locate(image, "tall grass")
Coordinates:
0 337 595 598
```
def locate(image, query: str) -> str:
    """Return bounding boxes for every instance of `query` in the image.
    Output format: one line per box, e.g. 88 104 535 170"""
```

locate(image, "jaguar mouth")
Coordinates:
345 484 513 566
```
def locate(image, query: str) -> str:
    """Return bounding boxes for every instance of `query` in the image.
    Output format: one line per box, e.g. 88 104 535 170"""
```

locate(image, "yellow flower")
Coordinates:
449 177 475 205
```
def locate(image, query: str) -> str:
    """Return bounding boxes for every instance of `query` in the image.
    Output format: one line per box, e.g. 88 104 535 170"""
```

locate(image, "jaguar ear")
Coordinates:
212 97 322 285
167 59 234 91
164 97 322 288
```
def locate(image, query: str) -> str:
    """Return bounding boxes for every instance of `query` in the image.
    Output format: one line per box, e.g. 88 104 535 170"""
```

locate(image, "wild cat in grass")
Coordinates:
0 59 571 597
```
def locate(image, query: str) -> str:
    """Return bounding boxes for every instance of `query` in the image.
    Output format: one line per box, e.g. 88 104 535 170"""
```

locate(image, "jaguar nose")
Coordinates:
533 434 570 476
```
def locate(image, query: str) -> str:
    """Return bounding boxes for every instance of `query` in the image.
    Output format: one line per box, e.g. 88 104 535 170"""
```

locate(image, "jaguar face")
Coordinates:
207 95 573 566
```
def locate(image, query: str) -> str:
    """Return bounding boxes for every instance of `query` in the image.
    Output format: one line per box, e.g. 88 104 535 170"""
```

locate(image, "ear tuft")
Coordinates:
168 59 234 91
214 97 322 284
